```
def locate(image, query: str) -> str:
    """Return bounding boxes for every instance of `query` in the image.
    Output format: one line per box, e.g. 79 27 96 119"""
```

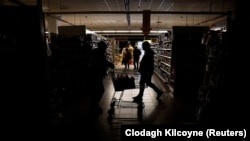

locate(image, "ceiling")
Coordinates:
2 0 236 37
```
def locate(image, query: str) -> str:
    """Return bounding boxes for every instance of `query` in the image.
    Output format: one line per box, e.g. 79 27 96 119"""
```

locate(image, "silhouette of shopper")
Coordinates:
133 41 163 102
89 41 114 115
133 45 141 70
122 45 132 70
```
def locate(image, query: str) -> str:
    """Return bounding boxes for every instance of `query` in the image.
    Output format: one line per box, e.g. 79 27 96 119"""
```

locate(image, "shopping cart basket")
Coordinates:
108 69 145 122
109 69 136 108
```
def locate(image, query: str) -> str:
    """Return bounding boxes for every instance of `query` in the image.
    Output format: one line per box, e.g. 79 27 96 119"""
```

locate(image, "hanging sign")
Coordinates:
141 10 151 36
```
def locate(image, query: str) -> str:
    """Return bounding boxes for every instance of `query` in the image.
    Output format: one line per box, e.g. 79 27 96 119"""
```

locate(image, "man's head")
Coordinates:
142 41 150 51
98 41 107 52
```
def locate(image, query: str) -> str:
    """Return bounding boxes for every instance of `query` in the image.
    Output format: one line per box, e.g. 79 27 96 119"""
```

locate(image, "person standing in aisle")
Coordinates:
133 41 163 102
122 45 132 70
133 45 141 70
89 41 114 115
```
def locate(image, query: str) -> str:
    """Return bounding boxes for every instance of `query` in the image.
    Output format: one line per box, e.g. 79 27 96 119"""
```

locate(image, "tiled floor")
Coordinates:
45 65 201 141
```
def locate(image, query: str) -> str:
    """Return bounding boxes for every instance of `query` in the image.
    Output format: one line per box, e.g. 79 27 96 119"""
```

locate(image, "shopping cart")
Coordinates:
108 69 145 121
109 69 133 106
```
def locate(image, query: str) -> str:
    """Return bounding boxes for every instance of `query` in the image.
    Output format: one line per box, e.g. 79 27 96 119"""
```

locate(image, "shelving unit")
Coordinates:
172 26 209 99
154 32 174 93
150 42 159 68
106 38 116 63
86 33 99 49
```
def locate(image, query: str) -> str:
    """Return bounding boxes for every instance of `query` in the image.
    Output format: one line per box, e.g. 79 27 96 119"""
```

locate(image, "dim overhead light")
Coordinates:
92 30 167 34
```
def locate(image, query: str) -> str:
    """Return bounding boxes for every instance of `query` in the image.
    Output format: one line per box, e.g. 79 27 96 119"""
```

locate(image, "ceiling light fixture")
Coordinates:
92 30 167 33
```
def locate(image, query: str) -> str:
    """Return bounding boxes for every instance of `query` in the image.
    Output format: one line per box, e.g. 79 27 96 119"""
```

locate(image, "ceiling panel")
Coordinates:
2 0 235 36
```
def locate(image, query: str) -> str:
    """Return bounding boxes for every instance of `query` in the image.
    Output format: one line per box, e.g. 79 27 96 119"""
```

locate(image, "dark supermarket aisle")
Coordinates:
1 2 248 140
43 66 201 141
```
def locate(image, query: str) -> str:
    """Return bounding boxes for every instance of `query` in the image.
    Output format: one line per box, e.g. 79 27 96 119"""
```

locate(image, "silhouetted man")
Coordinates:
133 41 163 102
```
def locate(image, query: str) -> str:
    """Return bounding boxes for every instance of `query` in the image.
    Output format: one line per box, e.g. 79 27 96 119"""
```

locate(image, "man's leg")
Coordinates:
133 60 136 69
146 75 163 99
135 60 138 69
133 74 146 102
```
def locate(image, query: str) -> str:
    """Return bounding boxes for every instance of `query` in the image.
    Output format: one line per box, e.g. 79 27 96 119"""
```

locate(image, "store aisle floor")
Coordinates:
45 65 200 141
